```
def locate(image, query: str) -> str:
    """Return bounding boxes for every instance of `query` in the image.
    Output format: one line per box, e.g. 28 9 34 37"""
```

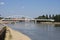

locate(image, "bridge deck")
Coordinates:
2 18 54 22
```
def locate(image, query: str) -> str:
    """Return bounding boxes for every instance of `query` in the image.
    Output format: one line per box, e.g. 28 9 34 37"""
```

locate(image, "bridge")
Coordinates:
1 15 54 23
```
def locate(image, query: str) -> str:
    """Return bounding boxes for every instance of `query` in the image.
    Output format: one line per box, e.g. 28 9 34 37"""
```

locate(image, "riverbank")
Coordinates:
40 22 60 24
0 26 31 40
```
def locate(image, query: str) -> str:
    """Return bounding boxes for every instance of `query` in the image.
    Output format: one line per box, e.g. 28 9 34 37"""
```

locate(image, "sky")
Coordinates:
0 0 60 18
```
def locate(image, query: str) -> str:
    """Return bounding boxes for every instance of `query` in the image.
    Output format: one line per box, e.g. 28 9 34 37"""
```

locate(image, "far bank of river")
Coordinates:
40 22 60 24
0 20 60 25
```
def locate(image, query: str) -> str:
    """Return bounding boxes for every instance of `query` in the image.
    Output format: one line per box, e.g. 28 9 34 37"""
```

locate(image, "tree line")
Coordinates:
35 14 60 22
0 15 3 20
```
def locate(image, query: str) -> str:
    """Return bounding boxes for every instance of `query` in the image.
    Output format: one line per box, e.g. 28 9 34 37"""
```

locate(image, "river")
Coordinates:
5 22 60 40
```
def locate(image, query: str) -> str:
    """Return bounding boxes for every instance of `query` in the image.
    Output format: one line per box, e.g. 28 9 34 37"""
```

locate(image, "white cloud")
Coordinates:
0 2 5 5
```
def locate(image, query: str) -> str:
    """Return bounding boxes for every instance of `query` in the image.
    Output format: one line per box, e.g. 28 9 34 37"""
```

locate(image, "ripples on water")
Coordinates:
0 22 60 40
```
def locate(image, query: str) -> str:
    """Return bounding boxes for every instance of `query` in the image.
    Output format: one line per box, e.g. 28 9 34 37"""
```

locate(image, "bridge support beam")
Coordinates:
34 20 37 24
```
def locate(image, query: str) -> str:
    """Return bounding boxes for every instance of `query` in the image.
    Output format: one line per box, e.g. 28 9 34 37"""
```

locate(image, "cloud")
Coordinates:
0 2 5 5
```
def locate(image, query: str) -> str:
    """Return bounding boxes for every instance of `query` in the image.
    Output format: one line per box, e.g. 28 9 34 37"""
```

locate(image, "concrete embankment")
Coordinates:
0 26 31 40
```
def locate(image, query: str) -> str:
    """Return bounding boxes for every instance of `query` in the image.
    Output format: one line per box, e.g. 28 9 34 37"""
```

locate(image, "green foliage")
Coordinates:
54 15 60 22
51 14 55 19
35 14 60 22
36 15 47 19
0 17 3 20
45 14 48 19
0 14 3 20
49 14 51 19
36 15 49 19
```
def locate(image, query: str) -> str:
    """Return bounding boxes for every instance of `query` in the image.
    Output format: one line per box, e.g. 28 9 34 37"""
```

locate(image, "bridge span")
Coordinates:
1 18 54 24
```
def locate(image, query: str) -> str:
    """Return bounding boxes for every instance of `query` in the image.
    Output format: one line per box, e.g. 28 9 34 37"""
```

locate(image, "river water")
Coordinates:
5 22 60 40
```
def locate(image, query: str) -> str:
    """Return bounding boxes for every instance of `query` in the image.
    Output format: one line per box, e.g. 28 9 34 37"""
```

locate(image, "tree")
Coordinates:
49 14 51 19
42 15 46 19
45 14 48 19
52 14 55 19
0 14 3 19
54 15 60 22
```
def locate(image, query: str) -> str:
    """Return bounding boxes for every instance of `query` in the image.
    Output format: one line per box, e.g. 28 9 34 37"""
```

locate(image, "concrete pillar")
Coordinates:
34 20 37 24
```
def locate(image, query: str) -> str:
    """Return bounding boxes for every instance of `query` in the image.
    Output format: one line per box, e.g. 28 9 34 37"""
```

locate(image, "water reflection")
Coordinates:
54 24 60 32
55 24 60 27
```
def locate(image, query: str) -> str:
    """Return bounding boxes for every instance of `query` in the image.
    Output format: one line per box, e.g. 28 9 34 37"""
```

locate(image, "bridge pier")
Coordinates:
34 20 37 24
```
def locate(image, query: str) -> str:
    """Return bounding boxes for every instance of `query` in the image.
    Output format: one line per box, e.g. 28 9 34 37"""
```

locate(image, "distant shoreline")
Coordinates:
40 22 60 24
0 20 60 24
